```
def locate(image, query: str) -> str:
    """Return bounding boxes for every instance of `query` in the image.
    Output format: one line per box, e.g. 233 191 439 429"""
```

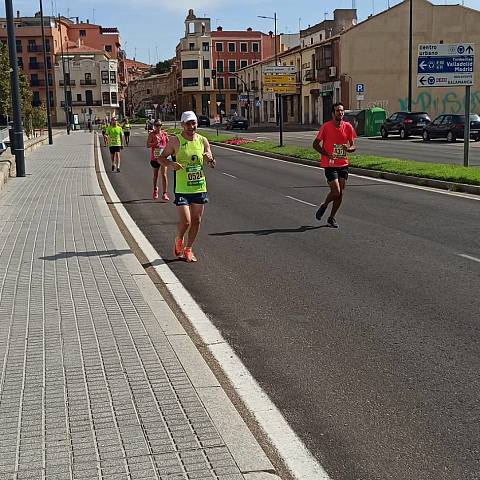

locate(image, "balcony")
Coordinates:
28 62 44 70
59 79 76 86
61 100 101 107
27 44 50 53
30 79 53 87
80 79 97 86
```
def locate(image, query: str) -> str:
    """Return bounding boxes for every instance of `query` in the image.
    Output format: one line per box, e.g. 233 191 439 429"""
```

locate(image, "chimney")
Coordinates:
86 19 89 24
16 10 20 18
247 27 252 31
216 26 223 31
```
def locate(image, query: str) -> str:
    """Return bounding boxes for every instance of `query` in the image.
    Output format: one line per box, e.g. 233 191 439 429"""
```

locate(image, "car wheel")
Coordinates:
446 131 456 142
399 128 407 140
381 127 388 139
422 130 430 141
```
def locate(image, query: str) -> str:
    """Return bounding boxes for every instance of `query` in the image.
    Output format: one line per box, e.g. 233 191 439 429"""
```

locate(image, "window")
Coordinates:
202 42 209 51
229 77 236 90
182 60 198 69
217 77 224 90
79 29 86 37
102 92 110 105
105 45 112 52
252 42 259 53
17 57 23 68
15 39 22 52
146 89 150 94
110 71 116 84
189 43 194 51
228 60 236 72
240 43 247 53
183 77 199 87
240 60 247 69
85 72 91 81
231 94 237 100
85 90 93 105
204 77 210 86
230 103 237 112
203 59 209 70
215 42 223 52
317 45 332 68
111 92 117 104
228 42 235 52
101 70 109 84
216 60 224 73
76 93 82 102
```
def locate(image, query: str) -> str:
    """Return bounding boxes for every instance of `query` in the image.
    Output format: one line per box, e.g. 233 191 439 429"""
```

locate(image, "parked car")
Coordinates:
380 111 431 139
422 113 480 142
225 116 249 130
197 115 210 127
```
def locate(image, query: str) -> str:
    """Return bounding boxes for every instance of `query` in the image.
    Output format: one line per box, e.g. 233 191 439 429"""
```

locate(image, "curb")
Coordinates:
211 141 480 196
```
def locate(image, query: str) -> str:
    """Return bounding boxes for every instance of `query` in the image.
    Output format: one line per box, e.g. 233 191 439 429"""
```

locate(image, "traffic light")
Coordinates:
211 69 216 80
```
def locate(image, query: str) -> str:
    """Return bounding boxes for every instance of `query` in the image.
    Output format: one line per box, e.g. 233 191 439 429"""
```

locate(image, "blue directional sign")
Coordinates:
417 43 474 87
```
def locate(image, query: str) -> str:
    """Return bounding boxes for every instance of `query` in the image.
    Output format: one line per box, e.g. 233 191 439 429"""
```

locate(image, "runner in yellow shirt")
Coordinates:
105 117 124 172
122 118 131 146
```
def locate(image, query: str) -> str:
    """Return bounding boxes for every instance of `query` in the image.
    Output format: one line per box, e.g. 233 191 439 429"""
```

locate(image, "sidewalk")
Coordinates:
0 133 278 480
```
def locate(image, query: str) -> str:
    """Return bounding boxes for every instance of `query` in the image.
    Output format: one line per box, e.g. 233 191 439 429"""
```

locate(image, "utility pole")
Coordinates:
39 0 53 144
408 0 413 111
58 14 70 133
5 0 25 176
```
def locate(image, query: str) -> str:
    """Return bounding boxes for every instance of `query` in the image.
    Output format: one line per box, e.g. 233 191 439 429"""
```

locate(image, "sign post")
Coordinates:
355 83 365 109
417 43 475 166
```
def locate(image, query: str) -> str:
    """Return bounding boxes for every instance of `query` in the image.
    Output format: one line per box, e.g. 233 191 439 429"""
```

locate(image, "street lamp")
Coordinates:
207 100 211 117
173 103 177 129
258 12 283 146
408 0 413 111
39 0 53 144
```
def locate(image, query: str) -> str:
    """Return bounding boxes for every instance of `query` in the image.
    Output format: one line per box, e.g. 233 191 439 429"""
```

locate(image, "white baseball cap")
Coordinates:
181 111 197 123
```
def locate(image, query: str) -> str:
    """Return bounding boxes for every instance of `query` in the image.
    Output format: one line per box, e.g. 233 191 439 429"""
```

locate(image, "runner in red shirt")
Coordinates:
146 120 169 200
312 102 356 228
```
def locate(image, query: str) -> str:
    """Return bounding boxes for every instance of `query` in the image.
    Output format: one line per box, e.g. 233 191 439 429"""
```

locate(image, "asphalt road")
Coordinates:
205 124 480 166
102 129 480 480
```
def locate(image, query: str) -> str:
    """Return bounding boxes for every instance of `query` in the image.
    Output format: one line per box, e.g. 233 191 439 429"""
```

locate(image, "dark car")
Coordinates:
380 111 431 139
197 115 211 127
225 116 249 130
422 113 480 142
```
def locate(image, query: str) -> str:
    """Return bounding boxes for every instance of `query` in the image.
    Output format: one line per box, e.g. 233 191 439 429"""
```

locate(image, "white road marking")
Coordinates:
221 172 237 179
285 195 317 207
97 140 331 480
212 145 480 201
255 136 269 140
458 253 480 264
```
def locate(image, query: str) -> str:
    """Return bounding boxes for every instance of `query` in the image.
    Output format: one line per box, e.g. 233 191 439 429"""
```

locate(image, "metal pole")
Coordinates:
275 12 284 147
5 0 25 176
58 15 70 134
39 0 53 144
408 0 413 111
464 85 471 167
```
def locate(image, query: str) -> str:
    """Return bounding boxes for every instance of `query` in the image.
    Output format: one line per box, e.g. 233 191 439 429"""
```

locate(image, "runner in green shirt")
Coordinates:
122 118 131 146
158 111 215 263
105 117 124 172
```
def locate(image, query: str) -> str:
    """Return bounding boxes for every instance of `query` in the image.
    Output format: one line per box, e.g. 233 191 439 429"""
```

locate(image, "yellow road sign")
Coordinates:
264 85 297 94
263 75 297 85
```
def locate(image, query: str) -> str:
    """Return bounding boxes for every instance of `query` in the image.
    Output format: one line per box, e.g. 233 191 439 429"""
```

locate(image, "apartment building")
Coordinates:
54 41 119 124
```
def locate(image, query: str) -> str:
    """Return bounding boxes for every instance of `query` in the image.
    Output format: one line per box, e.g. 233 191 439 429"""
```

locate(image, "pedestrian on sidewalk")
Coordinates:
146 120 169 201
158 111 215 263
313 102 356 228
101 120 108 145
122 118 131 146
105 117 124 172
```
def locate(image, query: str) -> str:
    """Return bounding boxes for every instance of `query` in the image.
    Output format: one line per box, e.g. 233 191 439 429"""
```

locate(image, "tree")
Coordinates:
151 59 173 75
0 42 11 120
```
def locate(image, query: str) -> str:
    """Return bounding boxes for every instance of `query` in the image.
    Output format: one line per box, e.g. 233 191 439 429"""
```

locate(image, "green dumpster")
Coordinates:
364 107 387 137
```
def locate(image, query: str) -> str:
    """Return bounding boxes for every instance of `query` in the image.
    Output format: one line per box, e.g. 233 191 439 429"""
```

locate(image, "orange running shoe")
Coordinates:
174 238 184 257
183 247 197 263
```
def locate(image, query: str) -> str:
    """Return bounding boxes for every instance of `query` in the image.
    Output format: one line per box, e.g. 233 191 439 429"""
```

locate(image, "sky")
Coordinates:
2 0 480 64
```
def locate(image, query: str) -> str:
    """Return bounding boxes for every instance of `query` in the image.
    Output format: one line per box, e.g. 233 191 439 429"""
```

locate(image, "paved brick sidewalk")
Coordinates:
0 133 272 480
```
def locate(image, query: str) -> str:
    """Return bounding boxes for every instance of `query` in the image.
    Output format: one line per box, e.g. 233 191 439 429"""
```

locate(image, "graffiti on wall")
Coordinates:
367 100 389 111
398 91 480 115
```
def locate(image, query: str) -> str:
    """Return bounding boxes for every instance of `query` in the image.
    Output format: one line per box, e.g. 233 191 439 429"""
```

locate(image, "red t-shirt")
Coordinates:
149 131 168 161
315 120 356 167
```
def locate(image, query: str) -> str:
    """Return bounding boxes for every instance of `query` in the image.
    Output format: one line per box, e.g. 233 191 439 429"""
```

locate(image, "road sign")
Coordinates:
263 65 296 74
417 43 474 87
264 85 297 94
355 83 365 94
153 103 158 109
216 101 221 107
263 74 296 85
356 94 364 101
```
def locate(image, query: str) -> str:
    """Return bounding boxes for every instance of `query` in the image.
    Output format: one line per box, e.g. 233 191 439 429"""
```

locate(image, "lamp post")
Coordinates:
173 103 177 129
407 0 413 111
207 100 211 118
5 0 25 176
39 0 53 144
258 13 283 146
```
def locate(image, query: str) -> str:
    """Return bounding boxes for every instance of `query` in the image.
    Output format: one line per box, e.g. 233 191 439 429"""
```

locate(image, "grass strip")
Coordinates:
168 128 480 186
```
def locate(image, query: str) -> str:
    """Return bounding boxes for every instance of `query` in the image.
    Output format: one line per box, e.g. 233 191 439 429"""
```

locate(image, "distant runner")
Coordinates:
122 118 131 146
101 120 108 145
105 117 124 172
158 111 215 263
312 102 356 228
146 115 155 132
146 120 169 200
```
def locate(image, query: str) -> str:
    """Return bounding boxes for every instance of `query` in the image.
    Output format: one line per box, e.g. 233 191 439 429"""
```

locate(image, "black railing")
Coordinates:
27 44 50 53
28 62 44 70
80 79 97 86
59 80 76 86
30 79 53 87
61 100 101 107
